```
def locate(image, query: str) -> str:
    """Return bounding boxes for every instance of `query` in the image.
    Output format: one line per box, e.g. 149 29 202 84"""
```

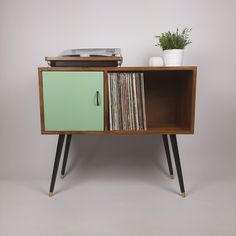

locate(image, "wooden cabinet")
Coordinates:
38 67 196 134
38 66 197 198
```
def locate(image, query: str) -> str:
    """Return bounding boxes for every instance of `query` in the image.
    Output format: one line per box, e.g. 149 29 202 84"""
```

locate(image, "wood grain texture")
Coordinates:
104 71 109 131
39 66 197 72
45 56 122 62
38 70 45 132
190 69 197 133
38 66 197 135
41 128 193 135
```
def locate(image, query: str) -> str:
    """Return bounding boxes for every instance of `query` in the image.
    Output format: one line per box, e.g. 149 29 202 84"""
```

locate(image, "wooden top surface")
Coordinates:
45 56 122 61
39 66 197 72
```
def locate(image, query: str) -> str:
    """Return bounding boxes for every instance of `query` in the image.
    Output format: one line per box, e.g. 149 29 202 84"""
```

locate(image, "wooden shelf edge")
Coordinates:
38 66 197 72
41 129 194 135
45 56 122 62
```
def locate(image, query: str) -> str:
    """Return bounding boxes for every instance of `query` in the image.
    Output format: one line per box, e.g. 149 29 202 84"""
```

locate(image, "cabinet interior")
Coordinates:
106 70 195 132
143 70 194 131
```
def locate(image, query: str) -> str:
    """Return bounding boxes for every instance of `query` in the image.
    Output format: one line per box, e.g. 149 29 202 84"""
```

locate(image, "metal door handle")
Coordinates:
96 91 100 106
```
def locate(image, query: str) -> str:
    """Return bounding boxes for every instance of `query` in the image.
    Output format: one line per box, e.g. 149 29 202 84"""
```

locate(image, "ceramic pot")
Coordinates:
149 57 164 66
163 49 184 66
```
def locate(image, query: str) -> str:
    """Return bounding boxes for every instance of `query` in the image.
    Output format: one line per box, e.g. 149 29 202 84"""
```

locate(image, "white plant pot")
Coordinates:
163 49 184 66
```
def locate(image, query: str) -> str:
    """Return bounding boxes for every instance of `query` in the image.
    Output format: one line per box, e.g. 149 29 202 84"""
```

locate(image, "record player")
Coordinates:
45 48 123 67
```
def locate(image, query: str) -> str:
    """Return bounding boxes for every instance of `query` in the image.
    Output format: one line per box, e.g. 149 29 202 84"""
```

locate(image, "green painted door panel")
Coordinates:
42 71 104 131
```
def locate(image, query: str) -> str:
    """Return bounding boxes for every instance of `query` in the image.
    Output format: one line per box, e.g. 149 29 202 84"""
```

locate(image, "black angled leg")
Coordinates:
170 135 186 197
162 135 174 179
49 134 65 197
61 135 72 179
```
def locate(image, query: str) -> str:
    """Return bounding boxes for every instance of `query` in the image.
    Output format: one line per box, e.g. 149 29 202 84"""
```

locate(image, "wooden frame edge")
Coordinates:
40 129 194 135
104 71 109 131
190 68 197 133
38 68 45 133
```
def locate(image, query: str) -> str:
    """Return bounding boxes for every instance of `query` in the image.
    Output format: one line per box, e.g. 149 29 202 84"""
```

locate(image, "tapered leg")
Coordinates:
49 135 65 197
162 135 174 179
61 135 72 179
170 135 186 197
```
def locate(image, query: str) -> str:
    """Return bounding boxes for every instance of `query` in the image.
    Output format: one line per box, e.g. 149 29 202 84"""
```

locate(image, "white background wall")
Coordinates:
1 0 235 179
1 0 236 235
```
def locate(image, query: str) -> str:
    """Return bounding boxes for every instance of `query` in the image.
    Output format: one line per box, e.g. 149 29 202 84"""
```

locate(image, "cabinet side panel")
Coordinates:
190 69 197 133
38 69 45 133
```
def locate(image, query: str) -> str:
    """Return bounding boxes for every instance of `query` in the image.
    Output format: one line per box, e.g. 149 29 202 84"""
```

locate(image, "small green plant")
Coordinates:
156 28 192 50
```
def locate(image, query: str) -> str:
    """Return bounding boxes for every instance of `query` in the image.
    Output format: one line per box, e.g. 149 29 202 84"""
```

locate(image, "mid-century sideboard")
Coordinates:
38 66 197 197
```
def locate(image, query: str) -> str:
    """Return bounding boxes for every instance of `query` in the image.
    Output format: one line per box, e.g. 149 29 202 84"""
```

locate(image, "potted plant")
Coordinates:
156 28 192 66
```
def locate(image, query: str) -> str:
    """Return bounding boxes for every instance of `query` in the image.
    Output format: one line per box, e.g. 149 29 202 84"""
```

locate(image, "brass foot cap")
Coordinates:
48 192 53 197
181 192 186 198
60 175 65 179
170 175 174 179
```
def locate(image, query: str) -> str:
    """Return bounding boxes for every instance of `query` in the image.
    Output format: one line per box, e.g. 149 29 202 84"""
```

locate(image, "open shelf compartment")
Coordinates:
144 70 195 133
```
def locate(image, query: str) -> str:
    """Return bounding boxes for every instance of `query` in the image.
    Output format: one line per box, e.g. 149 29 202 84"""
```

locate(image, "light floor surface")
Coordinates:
1 139 236 236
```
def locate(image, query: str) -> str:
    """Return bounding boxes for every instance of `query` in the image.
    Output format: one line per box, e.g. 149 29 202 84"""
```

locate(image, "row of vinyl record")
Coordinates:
108 72 147 130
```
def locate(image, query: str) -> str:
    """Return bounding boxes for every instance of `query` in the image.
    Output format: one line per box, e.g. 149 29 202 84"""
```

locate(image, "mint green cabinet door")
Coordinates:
42 71 104 131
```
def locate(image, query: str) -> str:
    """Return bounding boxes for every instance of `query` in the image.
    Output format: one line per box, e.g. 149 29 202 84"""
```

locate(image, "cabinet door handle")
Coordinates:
96 91 100 106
